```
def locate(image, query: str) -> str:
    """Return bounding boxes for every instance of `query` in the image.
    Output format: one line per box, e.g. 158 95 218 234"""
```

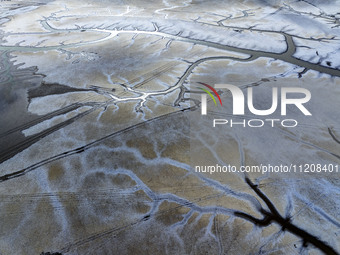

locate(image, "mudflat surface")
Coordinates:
0 1 340 254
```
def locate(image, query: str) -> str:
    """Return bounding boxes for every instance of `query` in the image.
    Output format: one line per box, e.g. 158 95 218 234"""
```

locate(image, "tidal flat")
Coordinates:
0 0 340 254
